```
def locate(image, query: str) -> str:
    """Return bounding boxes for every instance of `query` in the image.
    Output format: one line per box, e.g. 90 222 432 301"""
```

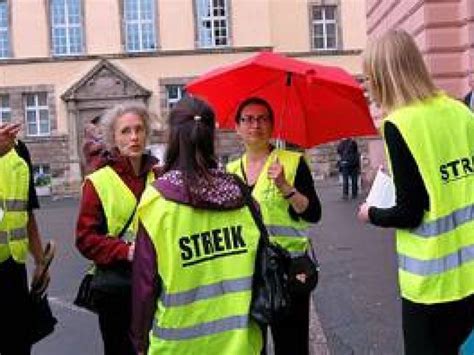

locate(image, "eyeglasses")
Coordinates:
239 115 271 125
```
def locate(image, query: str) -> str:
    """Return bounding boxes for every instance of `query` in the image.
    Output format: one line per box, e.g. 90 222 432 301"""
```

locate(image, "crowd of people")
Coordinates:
1 29 474 355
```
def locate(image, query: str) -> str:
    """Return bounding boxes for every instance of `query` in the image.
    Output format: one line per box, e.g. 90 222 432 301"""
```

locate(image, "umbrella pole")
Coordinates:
275 138 285 150
275 72 291 151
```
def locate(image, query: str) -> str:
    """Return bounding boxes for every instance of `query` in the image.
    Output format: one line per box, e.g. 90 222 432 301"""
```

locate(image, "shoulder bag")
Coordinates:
234 175 292 325
74 204 137 311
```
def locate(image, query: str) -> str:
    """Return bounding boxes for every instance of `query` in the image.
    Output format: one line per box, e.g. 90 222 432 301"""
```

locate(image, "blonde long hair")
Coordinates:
363 29 438 113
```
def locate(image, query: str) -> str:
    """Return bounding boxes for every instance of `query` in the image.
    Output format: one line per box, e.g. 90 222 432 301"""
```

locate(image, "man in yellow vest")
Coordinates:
0 122 48 355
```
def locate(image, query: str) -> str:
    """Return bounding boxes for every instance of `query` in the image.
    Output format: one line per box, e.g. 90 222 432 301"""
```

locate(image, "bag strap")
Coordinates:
232 174 270 245
117 174 147 239
117 203 138 239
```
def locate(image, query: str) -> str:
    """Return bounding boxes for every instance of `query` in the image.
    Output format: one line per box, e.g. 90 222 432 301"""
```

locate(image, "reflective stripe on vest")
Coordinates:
266 224 309 238
1 199 28 212
385 95 474 303
153 315 249 341
161 276 252 307
411 203 474 238
0 227 28 243
399 244 474 276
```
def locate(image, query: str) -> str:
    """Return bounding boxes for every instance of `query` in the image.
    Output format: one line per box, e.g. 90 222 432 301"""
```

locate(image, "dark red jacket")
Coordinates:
75 151 159 265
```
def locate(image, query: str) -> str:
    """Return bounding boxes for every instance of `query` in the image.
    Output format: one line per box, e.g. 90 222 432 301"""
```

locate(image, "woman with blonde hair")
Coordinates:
76 102 159 355
358 29 474 354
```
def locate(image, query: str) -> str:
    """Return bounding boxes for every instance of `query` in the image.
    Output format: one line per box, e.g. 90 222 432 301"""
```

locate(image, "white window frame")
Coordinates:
25 93 50 137
311 5 338 51
0 0 9 58
0 94 10 124
166 85 186 110
124 0 157 52
195 0 229 48
50 0 84 56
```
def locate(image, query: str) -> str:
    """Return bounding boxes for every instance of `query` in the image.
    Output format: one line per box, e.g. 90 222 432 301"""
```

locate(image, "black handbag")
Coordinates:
29 293 58 344
234 176 292 325
73 272 97 312
90 262 131 296
74 204 136 310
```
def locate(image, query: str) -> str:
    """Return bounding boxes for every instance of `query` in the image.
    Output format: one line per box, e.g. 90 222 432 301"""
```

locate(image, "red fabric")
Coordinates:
186 51 376 148
75 152 158 266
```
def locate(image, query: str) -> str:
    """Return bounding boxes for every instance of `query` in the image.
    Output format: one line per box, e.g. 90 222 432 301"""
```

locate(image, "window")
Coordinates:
166 85 186 109
25 93 50 136
124 0 156 52
311 5 338 50
0 0 9 58
195 0 229 48
0 94 10 123
50 0 84 55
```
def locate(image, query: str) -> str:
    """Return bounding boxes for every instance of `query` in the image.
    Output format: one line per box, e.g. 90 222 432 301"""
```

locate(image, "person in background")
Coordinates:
337 137 360 200
357 29 474 355
82 115 109 175
76 103 158 355
0 123 49 355
131 96 263 354
227 97 321 355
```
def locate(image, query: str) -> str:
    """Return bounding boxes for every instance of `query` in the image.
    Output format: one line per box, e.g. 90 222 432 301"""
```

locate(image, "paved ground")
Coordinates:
31 179 404 354
313 180 403 355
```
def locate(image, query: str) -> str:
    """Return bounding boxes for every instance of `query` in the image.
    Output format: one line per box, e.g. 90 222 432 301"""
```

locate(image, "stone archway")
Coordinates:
62 59 151 183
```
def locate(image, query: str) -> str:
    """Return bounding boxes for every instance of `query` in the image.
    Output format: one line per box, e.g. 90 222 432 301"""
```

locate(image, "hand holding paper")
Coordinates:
365 167 396 208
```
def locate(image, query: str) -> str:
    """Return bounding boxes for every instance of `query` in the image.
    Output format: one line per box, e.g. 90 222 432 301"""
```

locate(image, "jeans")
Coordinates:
341 168 358 198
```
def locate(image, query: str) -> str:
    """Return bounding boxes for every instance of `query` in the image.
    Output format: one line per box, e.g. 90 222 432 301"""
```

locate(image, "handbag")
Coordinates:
234 175 292 325
73 271 97 312
29 293 58 344
74 204 137 310
90 262 132 296
89 204 137 296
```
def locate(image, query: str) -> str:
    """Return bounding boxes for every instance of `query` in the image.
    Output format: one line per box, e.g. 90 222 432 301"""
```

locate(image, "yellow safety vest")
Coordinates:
384 94 474 304
86 166 154 240
0 148 30 263
227 149 311 255
138 182 263 355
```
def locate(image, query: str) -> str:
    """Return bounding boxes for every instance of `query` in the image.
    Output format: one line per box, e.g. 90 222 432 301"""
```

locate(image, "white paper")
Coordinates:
0 207 3 223
366 168 396 208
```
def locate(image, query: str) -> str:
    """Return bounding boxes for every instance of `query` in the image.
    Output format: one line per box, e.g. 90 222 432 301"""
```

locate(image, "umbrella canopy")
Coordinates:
186 51 376 148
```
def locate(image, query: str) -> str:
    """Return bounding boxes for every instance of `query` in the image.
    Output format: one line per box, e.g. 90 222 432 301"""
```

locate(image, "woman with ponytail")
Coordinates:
130 96 263 355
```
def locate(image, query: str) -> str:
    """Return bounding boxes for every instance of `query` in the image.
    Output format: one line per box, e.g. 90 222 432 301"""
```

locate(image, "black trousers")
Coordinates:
271 292 310 355
402 295 474 355
94 291 136 355
0 258 32 355
341 168 358 198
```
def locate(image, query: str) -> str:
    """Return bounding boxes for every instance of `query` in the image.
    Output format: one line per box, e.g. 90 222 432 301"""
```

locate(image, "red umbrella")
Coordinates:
186 51 376 148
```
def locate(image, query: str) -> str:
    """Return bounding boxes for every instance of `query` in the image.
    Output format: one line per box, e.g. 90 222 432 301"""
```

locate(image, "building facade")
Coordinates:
365 0 474 175
0 0 368 195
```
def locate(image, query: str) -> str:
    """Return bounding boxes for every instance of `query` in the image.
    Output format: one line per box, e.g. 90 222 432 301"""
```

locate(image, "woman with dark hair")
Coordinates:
227 97 321 355
131 96 263 355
